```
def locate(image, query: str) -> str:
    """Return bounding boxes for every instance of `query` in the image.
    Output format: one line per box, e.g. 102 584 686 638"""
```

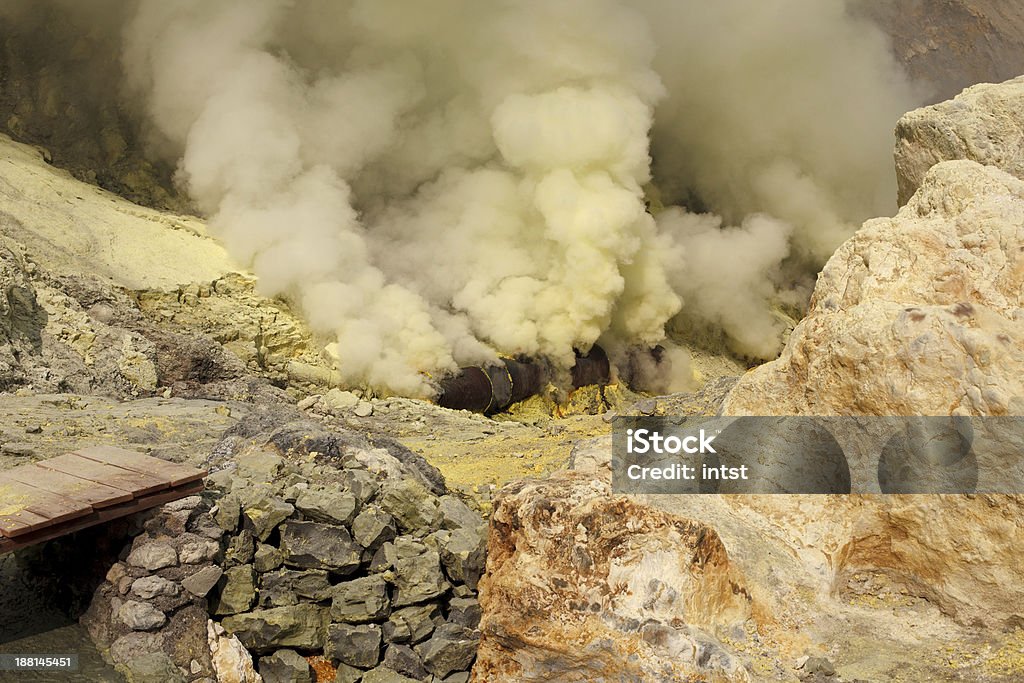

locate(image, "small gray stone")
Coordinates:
180 537 221 564
221 604 329 654
126 542 178 571
254 543 284 573
279 521 361 574
352 507 397 549
446 597 481 629
804 656 836 677
130 576 180 600
322 389 360 412
182 566 223 597
341 469 379 504
117 600 167 631
636 398 658 415
235 450 286 481
214 493 241 531
437 496 484 532
383 604 443 645
326 623 382 669
383 644 427 680
205 469 235 492
415 623 478 678
332 662 362 683
243 495 295 541
295 489 358 526
259 569 333 607
392 550 449 607
163 495 203 512
214 565 256 615
1 443 35 456
436 526 486 590
259 649 313 683
360 665 419 683
296 394 321 411
225 529 256 566
353 401 374 417
331 574 390 623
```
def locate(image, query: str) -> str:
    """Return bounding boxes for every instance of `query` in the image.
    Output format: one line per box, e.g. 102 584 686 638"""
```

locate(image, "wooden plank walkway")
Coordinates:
0 446 205 555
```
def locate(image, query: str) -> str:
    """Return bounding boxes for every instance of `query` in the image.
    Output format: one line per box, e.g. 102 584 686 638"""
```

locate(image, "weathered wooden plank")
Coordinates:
73 446 206 487
38 454 170 496
0 506 50 537
0 480 204 554
5 464 134 508
0 476 93 532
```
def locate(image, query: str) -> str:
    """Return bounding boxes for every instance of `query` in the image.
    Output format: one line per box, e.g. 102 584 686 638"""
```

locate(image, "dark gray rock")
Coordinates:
331 574 391 623
331 663 364 683
383 604 443 645
446 597 481 629
352 507 397 549
259 649 313 683
414 623 478 679
332 662 363 683
279 521 361 574
435 527 486 590
326 623 382 669
383 643 428 680
341 468 379 504
221 604 329 653
259 568 333 607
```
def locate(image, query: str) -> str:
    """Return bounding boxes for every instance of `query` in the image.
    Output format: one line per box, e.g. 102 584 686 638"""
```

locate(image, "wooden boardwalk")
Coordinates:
0 446 206 555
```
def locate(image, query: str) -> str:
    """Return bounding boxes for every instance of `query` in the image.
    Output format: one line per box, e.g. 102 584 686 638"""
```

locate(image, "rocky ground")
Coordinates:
3 8 1024 682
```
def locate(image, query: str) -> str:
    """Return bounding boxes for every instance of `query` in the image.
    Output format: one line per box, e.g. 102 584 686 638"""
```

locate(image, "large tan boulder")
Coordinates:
723 160 1024 417
894 76 1024 205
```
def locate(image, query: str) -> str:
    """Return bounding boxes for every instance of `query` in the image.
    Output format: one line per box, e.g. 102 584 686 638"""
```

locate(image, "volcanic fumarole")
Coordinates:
1 0 921 397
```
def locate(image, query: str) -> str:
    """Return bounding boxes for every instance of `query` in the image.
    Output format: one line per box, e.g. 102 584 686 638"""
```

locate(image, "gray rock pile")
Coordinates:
82 415 486 683
82 494 223 683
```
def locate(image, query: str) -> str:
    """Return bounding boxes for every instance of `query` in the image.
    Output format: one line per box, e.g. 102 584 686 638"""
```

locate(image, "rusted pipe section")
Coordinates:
570 345 610 388
437 346 610 414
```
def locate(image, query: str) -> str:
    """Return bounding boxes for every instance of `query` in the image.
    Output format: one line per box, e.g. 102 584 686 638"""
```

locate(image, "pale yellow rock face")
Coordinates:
723 160 1024 417
0 133 235 291
895 75 1024 205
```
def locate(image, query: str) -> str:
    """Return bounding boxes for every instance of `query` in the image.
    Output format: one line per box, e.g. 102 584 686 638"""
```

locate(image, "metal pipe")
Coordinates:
436 346 609 414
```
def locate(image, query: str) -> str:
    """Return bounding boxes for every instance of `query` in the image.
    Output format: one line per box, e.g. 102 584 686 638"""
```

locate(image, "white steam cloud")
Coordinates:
9 1 920 395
